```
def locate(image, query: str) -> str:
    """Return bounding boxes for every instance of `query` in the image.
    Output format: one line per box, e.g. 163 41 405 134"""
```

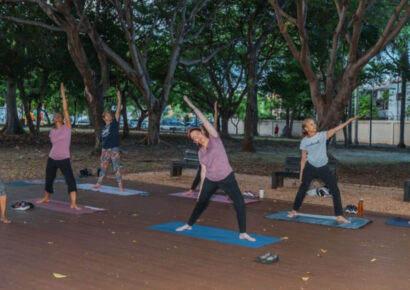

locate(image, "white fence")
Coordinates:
228 119 410 146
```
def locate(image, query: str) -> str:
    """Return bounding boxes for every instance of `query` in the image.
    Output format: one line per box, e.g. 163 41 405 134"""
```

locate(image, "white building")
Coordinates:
369 79 410 120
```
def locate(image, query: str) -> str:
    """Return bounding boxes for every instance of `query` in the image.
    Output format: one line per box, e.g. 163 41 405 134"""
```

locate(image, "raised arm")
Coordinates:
115 90 122 122
326 116 358 139
213 101 218 130
184 96 218 138
60 83 71 129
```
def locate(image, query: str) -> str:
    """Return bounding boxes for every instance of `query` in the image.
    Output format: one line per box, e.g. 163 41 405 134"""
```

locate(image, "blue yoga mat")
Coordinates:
5 181 30 186
385 217 410 228
148 222 281 248
265 211 371 229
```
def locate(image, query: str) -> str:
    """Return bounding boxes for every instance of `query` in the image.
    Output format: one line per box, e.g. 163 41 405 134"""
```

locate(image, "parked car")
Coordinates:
160 118 185 132
129 119 139 128
186 119 202 128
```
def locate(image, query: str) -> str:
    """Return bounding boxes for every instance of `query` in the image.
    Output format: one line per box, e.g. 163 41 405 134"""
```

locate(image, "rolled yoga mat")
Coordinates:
265 211 371 229
169 192 260 204
148 221 281 248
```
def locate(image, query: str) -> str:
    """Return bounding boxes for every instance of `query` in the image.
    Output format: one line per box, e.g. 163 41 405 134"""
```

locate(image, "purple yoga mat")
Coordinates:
25 198 107 215
169 192 260 204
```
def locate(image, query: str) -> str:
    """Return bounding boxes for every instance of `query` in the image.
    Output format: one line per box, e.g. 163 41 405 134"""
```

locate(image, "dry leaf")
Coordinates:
370 258 377 262
301 277 310 281
320 249 327 253
281 236 288 240
53 273 68 278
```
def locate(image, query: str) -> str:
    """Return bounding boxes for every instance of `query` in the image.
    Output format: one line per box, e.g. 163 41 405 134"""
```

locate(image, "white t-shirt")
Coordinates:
300 131 328 167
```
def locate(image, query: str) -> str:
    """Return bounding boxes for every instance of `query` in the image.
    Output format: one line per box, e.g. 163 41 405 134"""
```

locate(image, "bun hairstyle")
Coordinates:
302 118 314 136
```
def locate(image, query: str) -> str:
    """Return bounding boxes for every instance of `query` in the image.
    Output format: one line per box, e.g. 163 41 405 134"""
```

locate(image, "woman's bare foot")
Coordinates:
337 216 351 224
92 184 101 189
70 204 82 211
287 210 298 218
185 189 194 195
36 197 50 203
239 233 256 242
1 217 11 224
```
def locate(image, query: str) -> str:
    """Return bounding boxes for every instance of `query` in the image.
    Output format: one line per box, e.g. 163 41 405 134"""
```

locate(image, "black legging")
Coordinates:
190 166 201 190
187 172 247 233
293 161 343 216
45 157 77 194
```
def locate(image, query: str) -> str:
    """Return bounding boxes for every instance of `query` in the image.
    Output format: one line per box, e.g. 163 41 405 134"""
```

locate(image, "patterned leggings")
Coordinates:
97 147 122 184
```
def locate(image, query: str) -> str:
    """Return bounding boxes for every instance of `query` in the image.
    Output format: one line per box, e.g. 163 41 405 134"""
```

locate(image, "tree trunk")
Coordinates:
17 80 36 136
398 46 408 148
136 111 147 131
121 91 129 139
35 71 48 139
144 99 162 145
1 77 24 135
220 112 231 138
242 55 258 152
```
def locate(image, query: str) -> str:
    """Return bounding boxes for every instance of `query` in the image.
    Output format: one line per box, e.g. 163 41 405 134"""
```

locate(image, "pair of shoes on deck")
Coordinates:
345 205 358 214
254 252 279 264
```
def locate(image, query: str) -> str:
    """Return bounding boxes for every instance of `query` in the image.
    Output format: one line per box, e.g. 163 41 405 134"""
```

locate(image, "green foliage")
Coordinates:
358 93 379 119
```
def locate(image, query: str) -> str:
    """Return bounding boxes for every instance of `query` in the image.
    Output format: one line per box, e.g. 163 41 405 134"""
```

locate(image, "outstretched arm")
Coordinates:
213 101 218 130
326 116 358 139
184 96 218 138
115 90 122 122
60 83 71 129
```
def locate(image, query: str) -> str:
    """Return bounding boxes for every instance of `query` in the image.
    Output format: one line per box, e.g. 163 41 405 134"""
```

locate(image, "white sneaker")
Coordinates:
176 224 192 232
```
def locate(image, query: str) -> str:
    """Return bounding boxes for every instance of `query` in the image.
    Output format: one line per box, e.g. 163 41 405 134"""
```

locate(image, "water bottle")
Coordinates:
358 198 364 217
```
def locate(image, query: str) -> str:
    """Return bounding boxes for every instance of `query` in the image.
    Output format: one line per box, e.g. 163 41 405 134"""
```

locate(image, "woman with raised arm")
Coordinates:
185 101 219 195
176 96 255 242
37 83 81 210
287 116 359 223
93 90 124 192
0 178 11 223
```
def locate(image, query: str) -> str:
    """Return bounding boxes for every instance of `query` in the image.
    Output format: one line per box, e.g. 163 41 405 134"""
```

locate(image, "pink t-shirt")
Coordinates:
198 135 233 182
48 125 71 160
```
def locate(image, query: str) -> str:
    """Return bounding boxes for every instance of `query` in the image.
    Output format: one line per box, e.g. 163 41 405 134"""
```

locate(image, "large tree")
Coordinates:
1 0 111 150
268 0 409 130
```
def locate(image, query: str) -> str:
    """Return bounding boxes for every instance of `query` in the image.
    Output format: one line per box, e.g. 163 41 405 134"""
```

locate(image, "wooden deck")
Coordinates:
1 178 410 290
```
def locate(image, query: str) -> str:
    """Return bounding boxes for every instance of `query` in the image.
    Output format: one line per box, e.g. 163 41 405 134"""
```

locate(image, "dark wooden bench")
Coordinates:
404 180 410 202
272 156 338 188
170 149 200 177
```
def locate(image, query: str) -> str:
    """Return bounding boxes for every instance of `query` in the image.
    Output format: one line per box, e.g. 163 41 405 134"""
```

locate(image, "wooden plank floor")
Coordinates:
1 177 410 290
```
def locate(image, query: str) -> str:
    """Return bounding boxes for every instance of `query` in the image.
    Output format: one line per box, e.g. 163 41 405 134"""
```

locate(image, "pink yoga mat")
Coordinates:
25 199 107 215
169 192 260 204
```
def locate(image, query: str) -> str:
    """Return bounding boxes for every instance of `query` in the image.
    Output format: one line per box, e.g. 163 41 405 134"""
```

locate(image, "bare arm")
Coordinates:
198 164 207 201
184 96 218 138
213 101 218 130
299 150 307 184
326 116 358 139
60 83 71 129
115 90 122 122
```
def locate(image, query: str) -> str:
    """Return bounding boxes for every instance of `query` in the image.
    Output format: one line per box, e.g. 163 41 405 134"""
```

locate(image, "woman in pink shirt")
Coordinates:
37 83 81 210
176 96 255 242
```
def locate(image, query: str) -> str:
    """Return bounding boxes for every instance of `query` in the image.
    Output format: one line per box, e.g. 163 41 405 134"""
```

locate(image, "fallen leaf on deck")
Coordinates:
281 236 288 240
370 258 377 262
320 249 327 253
47 241 54 245
53 273 68 278
301 277 310 281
